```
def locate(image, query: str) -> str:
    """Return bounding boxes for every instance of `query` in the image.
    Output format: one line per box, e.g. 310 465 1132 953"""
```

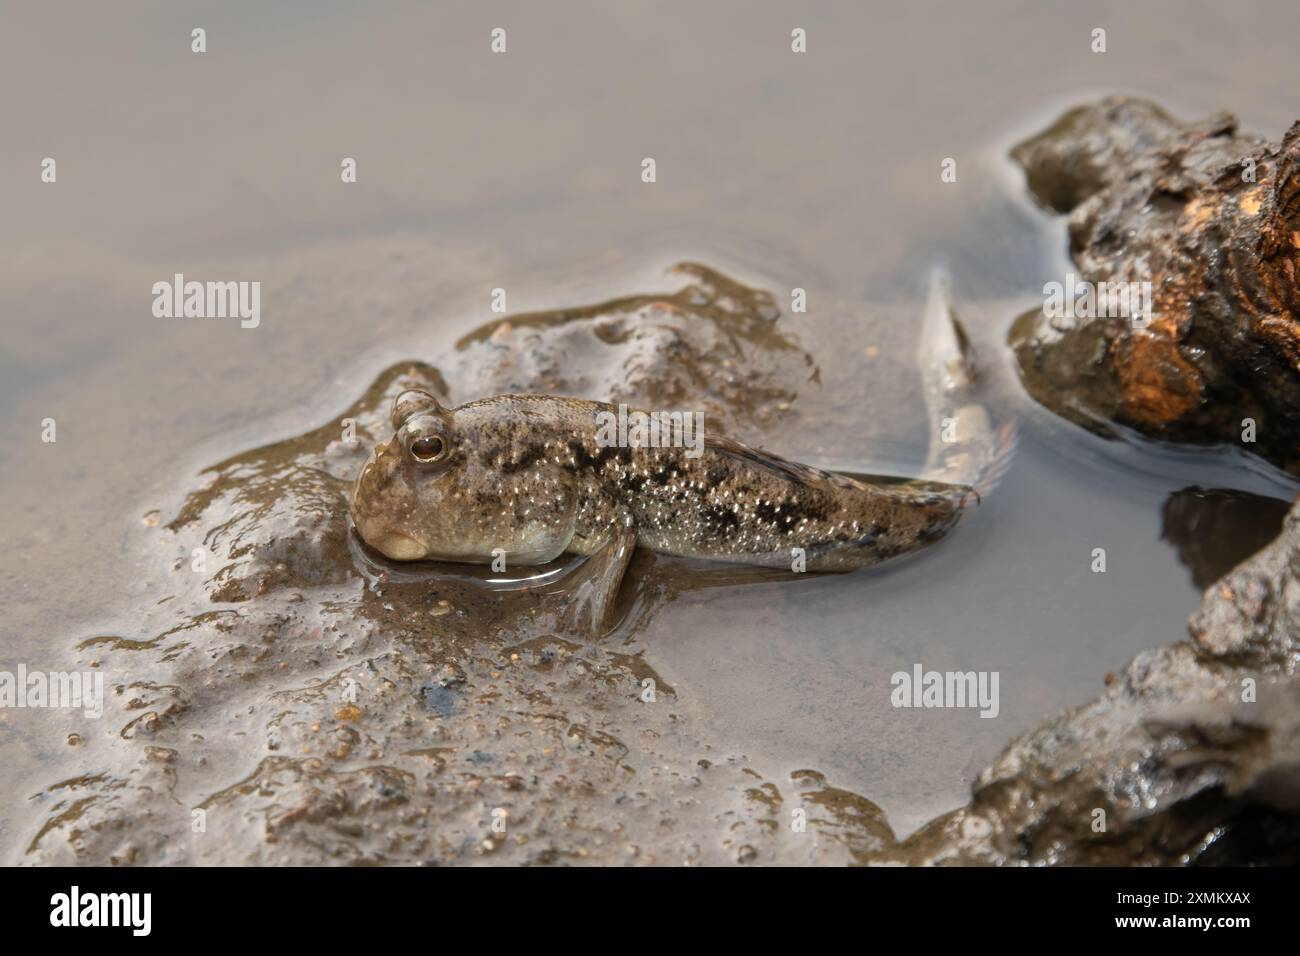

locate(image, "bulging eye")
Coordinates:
409 435 446 462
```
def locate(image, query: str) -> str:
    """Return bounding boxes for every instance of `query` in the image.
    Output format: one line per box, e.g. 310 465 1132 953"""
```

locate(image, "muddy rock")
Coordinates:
450 262 815 443
1009 96 1300 475
895 495 1300 865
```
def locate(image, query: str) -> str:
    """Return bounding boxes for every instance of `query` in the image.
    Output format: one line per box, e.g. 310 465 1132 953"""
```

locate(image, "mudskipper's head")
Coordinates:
350 390 578 565
350 389 473 561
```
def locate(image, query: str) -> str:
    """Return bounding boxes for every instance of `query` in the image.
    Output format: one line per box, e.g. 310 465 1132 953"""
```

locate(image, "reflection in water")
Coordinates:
1160 487 1291 590
352 527 808 643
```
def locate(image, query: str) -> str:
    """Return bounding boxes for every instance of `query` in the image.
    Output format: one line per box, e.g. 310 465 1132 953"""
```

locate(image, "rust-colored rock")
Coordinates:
1009 96 1300 474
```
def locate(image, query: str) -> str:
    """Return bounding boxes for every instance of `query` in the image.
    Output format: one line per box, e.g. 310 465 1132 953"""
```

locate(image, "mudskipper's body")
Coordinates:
350 278 1011 633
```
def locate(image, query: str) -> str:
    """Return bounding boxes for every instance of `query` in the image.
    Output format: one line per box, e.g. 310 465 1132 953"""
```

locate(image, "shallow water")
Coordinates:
3 1 1300 859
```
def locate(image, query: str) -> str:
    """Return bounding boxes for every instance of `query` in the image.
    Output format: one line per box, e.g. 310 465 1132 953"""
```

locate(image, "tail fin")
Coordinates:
918 271 1017 499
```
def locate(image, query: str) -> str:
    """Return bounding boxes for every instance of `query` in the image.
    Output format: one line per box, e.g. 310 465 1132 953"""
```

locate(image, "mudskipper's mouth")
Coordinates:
356 519 428 561
373 532 427 561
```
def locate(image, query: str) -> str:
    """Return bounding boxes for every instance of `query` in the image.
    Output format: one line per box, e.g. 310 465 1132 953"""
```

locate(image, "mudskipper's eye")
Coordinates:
409 435 446 462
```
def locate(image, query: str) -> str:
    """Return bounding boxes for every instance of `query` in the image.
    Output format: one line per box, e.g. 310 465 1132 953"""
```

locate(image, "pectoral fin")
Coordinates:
559 510 637 638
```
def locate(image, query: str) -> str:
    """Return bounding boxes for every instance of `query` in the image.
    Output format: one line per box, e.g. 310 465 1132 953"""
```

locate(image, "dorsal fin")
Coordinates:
704 434 866 491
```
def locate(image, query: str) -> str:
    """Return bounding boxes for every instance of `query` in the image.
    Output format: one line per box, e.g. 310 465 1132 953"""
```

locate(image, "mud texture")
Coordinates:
18 265 1300 866
21 266 903 866
1009 96 1300 475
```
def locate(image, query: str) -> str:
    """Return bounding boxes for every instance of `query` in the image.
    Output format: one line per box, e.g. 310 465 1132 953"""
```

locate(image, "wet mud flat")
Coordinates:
13 267 904 864
9 262 1300 866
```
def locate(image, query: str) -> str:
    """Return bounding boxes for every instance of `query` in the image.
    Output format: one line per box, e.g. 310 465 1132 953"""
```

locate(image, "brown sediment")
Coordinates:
1110 322 1202 427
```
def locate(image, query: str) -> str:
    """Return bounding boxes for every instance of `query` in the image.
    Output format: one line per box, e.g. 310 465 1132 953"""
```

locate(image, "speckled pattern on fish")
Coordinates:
351 390 973 631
